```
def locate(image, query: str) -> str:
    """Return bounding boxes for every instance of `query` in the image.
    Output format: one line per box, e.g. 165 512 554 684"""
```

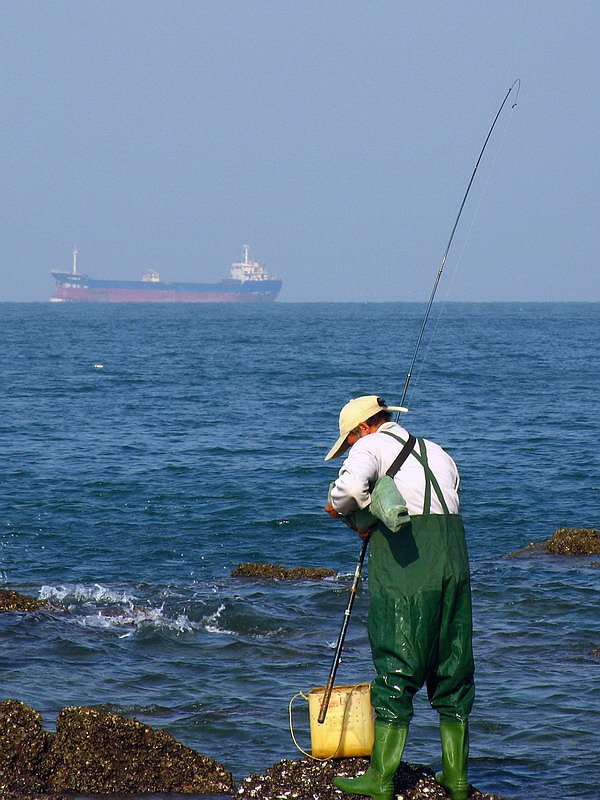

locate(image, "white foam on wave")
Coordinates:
40 583 136 605
79 607 197 638
199 603 283 639
38 582 198 637
202 603 235 635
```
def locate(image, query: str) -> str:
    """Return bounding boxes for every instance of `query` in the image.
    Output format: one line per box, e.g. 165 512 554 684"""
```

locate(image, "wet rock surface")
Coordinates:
0 700 55 796
0 701 233 798
508 527 600 557
236 757 504 800
0 793 62 800
0 702 506 799
46 706 234 795
232 562 337 580
0 590 49 612
545 528 600 555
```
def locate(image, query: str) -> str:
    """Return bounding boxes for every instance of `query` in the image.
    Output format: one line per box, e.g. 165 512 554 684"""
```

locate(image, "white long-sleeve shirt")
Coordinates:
329 422 460 516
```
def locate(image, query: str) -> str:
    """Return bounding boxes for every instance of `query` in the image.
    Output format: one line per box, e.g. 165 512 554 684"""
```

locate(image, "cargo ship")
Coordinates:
50 246 282 303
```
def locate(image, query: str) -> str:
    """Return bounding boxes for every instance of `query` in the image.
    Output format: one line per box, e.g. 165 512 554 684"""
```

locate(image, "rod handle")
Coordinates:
317 537 369 724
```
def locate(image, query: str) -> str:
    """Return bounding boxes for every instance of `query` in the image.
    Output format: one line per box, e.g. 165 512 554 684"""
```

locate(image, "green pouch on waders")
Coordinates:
368 474 409 532
328 434 416 533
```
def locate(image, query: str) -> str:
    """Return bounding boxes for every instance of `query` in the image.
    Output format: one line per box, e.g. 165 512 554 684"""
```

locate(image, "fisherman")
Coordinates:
324 396 474 800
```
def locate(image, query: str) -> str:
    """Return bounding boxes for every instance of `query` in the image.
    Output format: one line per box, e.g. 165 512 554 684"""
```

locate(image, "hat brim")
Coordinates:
324 405 408 461
324 433 352 462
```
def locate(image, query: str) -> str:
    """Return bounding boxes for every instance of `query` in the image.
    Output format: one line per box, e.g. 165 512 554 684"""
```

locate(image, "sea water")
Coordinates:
0 302 598 800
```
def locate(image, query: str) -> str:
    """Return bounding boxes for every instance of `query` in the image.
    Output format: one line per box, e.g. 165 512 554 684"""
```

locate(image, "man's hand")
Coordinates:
324 503 371 539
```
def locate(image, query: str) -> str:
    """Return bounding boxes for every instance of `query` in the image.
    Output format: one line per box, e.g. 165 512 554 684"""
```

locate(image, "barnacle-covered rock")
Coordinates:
0 700 54 795
45 706 234 795
508 528 600 557
235 757 503 800
545 528 600 555
232 563 337 580
0 590 49 612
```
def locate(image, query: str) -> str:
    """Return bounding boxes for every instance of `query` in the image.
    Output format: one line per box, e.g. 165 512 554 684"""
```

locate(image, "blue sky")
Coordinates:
1 1 598 302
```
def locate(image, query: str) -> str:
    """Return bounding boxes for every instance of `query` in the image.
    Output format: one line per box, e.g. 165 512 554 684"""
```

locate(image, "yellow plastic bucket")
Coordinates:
306 683 374 759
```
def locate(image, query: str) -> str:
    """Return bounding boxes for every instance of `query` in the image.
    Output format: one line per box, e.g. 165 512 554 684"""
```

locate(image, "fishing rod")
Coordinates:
318 80 520 724
397 78 520 411
317 534 369 725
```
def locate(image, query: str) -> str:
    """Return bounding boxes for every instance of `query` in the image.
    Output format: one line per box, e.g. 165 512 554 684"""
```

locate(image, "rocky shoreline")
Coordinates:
236 757 503 800
0 700 503 800
0 700 233 798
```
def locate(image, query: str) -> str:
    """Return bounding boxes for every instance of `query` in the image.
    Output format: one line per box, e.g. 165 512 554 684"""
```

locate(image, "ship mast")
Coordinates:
72 248 78 275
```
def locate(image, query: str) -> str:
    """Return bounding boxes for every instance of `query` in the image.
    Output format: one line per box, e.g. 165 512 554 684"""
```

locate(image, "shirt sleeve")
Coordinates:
329 443 380 514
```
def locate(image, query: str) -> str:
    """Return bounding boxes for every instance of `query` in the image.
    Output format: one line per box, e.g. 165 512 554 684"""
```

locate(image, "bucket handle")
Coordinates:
289 686 367 762
289 692 331 761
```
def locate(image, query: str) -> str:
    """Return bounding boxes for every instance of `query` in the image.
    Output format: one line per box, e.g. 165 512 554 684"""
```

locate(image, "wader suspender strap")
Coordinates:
385 434 417 478
382 431 450 515
417 438 450 515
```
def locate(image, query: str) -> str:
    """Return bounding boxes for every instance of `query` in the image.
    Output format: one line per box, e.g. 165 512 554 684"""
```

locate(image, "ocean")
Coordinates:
0 302 598 800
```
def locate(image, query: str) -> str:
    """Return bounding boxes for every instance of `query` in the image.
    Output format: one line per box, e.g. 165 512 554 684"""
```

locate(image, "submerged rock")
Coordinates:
0 590 49 612
232 562 337 580
236 756 503 800
508 527 600 557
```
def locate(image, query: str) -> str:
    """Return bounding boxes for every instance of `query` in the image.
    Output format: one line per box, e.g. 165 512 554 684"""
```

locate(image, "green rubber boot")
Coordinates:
435 719 470 800
333 720 408 800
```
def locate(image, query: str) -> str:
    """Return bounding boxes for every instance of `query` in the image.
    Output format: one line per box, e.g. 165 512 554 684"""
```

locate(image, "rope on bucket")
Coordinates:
289 692 326 760
289 683 374 761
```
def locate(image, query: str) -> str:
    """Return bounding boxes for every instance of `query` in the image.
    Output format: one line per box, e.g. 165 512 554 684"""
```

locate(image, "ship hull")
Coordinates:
50 272 282 303
52 286 280 303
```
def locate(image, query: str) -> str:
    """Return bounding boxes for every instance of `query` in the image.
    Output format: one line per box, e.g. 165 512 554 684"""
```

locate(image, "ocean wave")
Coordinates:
38 582 198 637
39 583 137 605
199 601 290 640
201 603 235 635
77 607 197 638
37 583 295 640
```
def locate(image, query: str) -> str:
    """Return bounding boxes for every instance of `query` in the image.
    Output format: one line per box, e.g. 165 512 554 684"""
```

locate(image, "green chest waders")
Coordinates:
367 435 475 727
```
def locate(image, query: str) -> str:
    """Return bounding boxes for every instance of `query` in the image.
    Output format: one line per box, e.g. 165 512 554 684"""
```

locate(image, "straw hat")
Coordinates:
324 395 408 461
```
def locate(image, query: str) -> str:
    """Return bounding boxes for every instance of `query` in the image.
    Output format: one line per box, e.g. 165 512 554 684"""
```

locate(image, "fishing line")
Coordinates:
396 79 521 415
402 120 512 413
404 103 519 411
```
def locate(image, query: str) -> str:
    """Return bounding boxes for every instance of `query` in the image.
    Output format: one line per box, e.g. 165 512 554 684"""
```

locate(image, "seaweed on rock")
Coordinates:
508 527 600 557
0 701 55 796
231 563 337 580
0 590 49 612
0 701 233 798
46 706 234 795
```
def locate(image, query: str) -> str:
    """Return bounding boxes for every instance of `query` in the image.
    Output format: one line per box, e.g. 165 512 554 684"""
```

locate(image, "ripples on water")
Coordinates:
0 302 598 800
